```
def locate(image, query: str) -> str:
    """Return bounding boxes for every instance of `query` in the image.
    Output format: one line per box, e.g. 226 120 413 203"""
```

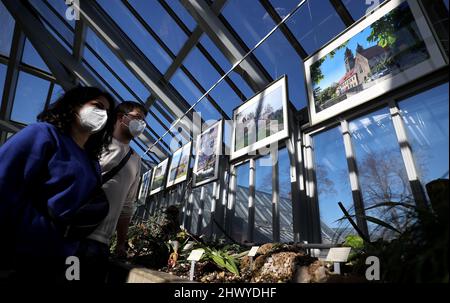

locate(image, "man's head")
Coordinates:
113 101 148 141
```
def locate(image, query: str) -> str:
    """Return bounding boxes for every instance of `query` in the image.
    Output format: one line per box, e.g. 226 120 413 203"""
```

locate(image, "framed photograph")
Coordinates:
304 0 447 126
230 76 289 161
149 158 170 196
192 120 223 187
166 142 192 188
137 169 152 203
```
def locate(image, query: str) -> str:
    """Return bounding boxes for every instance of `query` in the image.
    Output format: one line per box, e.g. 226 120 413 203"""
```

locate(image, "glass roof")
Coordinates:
2 0 433 166
0 1 14 57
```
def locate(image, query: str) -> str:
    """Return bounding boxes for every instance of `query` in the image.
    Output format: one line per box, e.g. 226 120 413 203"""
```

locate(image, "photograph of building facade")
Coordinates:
311 1 432 113
0 0 448 285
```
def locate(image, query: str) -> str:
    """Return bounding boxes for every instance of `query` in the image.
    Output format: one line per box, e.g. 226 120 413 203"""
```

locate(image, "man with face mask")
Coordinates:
77 101 148 282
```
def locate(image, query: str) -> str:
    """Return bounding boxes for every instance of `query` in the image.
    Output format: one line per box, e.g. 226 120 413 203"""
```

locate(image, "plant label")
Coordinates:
248 246 260 257
187 248 205 261
326 247 351 263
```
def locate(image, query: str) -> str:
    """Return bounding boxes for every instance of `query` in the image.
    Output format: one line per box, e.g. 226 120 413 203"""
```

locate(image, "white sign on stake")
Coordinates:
248 246 260 257
326 247 352 263
187 249 205 261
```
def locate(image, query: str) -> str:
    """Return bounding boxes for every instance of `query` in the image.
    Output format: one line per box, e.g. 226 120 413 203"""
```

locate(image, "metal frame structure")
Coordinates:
1 0 448 244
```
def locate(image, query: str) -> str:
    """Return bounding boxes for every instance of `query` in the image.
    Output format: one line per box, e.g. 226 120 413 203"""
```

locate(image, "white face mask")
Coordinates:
126 117 146 137
77 105 108 133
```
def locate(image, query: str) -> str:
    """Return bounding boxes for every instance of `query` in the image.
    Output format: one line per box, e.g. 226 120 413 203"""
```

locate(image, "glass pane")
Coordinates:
50 84 64 104
232 162 250 243
83 48 135 101
128 0 188 55
199 35 254 99
271 0 346 54
278 148 294 243
82 60 121 101
399 83 449 187
96 0 172 73
0 1 15 57
349 108 413 240
11 72 50 125
29 0 74 47
312 127 355 244
86 29 149 102
45 0 76 28
21 39 50 73
208 77 243 118
132 138 157 163
343 0 388 21
254 155 273 243
155 99 176 122
145 112 174 149
199 182 214 238
0 64 7 100
252 27 308 109
169 69 221 121
190 187 201 234
222 1 275 50
165 0 197 32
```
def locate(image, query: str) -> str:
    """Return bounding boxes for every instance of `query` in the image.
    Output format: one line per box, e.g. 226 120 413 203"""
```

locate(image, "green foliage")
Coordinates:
341 179 449 282
311 41 349 87
316 84 338 105
344 235 364 250
202 246 240 277
112 206 181 268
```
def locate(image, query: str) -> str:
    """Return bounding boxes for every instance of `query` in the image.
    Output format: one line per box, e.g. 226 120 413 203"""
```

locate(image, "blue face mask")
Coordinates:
123 115 146 137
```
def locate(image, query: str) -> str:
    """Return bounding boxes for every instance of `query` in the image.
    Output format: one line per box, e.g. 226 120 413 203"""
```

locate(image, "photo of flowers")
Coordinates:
304 0 447 125
231 76 289 160
149 157 170 196
166 142 192 188
193 120 223 187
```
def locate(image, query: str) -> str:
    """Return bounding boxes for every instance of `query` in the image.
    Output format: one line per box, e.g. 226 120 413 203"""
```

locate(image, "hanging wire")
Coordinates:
143 0 308 157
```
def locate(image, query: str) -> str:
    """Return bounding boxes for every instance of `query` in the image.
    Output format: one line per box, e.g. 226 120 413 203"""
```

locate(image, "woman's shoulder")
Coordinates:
13 122 62 146
26 121 58 131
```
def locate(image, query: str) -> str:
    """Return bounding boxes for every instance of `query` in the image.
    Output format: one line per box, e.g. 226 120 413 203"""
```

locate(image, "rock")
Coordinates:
253 255 267 271
240 256 251 272
294 266 311 283
252 252 302 283
257 243 275 255
313 266 328 283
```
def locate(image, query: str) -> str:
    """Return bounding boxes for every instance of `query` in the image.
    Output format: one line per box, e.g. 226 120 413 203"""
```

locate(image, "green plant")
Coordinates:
339 179 449 282
202 246 240 277
110 206 181 268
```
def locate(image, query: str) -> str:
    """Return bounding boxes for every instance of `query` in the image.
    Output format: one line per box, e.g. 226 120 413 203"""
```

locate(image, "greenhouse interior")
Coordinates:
0 0 448 285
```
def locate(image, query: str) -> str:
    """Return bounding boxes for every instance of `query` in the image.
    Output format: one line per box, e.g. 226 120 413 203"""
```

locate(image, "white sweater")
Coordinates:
88 138 141 245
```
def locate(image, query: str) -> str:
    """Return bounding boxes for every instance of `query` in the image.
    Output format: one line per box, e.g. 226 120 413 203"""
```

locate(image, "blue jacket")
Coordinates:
0 122 101 257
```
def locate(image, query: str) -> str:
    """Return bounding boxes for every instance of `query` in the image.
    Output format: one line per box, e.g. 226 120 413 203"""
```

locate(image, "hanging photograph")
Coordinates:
230 76 289 160
137 169 152 203
149 158 170 196
304 0 447 126
166 142 192 188
193 120 223 187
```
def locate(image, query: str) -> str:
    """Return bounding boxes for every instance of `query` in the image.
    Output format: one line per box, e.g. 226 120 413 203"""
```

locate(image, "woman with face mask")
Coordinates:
0 86 115 281
76 101 148 283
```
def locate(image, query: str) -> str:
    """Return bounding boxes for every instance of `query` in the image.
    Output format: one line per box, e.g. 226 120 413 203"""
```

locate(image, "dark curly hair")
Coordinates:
37 86 116 160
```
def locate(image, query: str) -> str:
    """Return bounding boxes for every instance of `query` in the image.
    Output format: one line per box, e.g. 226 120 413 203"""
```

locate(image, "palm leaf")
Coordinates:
365 216 401 234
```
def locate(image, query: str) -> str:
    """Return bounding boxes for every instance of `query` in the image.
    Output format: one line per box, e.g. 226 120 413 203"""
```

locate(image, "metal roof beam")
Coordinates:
259 0 308 59
74 1 199 140
181 0 272 92
329 0 355 28
2 0 99 90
